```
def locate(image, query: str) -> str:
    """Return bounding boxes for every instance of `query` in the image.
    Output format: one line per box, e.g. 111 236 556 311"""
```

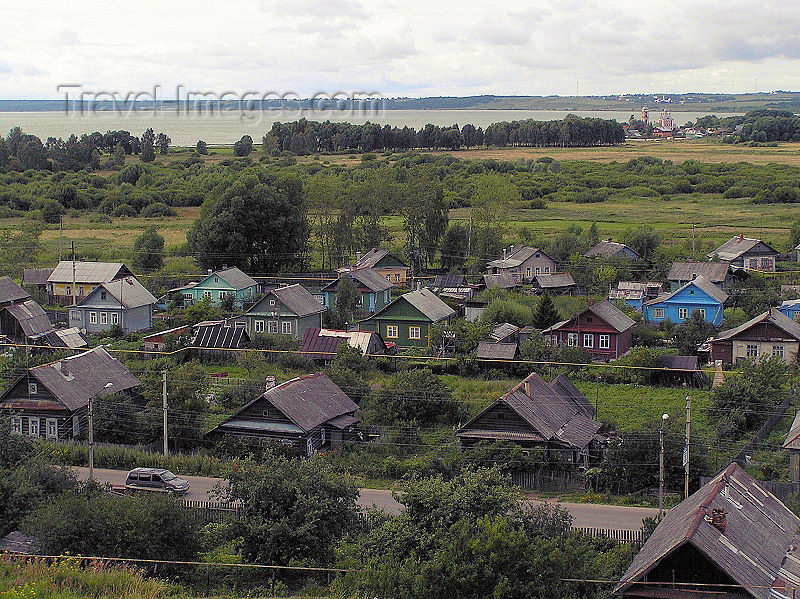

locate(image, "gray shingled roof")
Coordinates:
219 372 358 433
714 308 800 342
353 248 408 269
490 322 520 342
23 268 53 286
79 277 157 309
487 246 552 269
270 284 326 317
400 288 455 322
667 261 731 283
586 299 636 332
709 236 778 261
0 277 31 305
535 272 576 289
483 273 518 289
643 274 728 307
549 373 596 418
615 463 800 599
48 261 131 284
585 240 640 259
4 300 52 338
322 268 392 293
476 341 518 360
214 267 258 291
23 347 140 412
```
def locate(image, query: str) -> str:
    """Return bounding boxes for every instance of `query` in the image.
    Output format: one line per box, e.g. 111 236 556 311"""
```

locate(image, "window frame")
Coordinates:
89 311 97 324
408 326 422 340
281 321 292 335
583 333 594 348
268 320 278 334
566 332 578 347
46 418 58 440
678 307 688 320
100 312 108 325
746 344 758 358
254 320 265 333
28 417 39 438
773 345 785 358
653 307 665 319
599 334 610 349
386 325 399 339
111 312 119 325
11 417 22 435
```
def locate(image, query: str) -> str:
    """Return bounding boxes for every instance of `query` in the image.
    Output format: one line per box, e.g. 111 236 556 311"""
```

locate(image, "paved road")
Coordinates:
73 467 658 531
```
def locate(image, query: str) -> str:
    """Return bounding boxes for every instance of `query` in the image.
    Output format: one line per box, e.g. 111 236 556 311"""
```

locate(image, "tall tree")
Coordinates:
132 225 165 271
140 128 155 163
532 292 561 329
155 132 171 154
304 172 345 270
440 224 469 272
402 166 448 273
469 172 519 271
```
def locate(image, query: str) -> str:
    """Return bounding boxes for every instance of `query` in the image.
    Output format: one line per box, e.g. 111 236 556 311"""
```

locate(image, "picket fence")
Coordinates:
180 499 242 523
512 469 584 493
574 527 644 546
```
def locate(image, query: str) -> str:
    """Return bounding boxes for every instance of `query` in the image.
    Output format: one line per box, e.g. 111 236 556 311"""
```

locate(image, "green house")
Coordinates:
182 267 259 309
228 284 326 340
357 288 455 349
321 268 392 318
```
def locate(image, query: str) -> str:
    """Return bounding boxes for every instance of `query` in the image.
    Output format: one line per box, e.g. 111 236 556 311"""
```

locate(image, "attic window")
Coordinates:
100 291 107 300
269 300 276 306
586 317 593 322
214 277 219 282
28 382 37 395
690 290 695 294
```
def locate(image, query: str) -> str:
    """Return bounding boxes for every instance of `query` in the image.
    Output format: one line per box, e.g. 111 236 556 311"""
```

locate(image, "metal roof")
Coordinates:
783 411 800 451
713 308 800 342
667 261 731 283
535 272 576 289
710 236 778 262
585 240 640 259
643 274 728 307
212 267 258 291
482 273 518 289
322 268 392 293
48 261 131 284
400 288 456 322
487 246 552 269
353 248 408 269
476 341 518 360
300 327 387 360
615 463 800 599
490 322 520 342
23 268 53 286
268 284 326 317
79 277 157 309
12 347 140 412
192 324 249 349
45 327 89 349
0 277 31 305
4 300 52 338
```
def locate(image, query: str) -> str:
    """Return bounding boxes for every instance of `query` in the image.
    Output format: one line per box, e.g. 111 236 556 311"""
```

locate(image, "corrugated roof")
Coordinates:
487 246 550 269
476 341 518 360
587 299 636 332
80 277 157 309
4 300 52 337
214 267 258 291
18 347 140 412
192 324 249 349
713 308 800 342
667 261 731 283
47 261 131 284
269 284 326 318
535 272 576 289
300 327 387 360
490 322 520 342
783 411 800 451
483 273 518 289
431 274 467 289
0 277 31 305
585 240 640 259
45 327 89 349
400 288 455 322
615 463 800 599
218 372 358 433
710 236 778 262
643 274 728 307
23 268 52 286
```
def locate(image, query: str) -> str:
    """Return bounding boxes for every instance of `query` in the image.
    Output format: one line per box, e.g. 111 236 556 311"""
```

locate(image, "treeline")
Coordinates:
695 109 800 143
262 115 624 155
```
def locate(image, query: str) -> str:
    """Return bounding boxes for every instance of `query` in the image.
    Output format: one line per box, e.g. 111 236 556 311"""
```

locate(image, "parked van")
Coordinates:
124 467 190 496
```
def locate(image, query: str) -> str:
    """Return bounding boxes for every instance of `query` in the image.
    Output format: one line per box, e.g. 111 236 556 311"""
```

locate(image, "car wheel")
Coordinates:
167 488 176 497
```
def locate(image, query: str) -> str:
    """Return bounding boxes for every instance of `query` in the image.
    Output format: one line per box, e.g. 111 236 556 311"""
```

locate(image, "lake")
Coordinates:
0 109 739 146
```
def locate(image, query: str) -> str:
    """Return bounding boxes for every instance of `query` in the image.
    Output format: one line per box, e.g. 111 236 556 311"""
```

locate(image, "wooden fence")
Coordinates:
512 469 584 493
180 499 242 523
575 527 644 546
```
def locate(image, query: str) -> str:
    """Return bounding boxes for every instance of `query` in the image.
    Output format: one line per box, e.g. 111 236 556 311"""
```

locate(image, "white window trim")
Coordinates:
28 417 39 437
567 332 578 347
89 311 97 324
697 308 706 320
268 320 278 334
111 312 119 325
599 334 610 349
70 310 81 321
100 312 108 324
11 417 22 435
678 307 688 320
254 320 265 333
653 307 664 319
281 321 292 335
46 418 58 440
583 333 594 348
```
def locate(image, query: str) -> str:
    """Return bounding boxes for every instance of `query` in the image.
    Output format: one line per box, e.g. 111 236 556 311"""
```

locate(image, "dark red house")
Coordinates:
541 299 635 360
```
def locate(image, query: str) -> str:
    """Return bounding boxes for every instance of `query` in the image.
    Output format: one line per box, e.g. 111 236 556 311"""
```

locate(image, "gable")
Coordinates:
458 400 545 441
194 275 236 291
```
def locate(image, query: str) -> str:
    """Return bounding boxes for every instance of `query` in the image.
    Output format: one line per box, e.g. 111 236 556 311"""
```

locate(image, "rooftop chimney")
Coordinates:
502 248 507 260
705 507 727 533
265 376 276 391
356 251 362 263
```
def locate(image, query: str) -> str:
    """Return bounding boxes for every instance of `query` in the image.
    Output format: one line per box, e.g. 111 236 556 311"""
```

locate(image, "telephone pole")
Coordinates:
684 396 691 499
88 395 94 480
659 413 669 519
162 371 169 458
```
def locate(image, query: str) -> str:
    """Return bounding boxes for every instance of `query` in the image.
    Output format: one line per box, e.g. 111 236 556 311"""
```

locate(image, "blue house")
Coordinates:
321 268 392 318
779 298 800 322
642 275 727 326
182 267 259 309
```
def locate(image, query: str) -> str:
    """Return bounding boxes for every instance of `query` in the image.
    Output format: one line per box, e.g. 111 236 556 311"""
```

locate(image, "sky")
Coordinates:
1 0 799 99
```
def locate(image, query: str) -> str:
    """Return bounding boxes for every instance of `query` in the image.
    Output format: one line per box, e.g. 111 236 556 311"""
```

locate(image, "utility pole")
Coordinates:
88 395 94 480
162 371 169 457
691 224 696 257
659 418 664 518
71 240 77 306
684 396 691 499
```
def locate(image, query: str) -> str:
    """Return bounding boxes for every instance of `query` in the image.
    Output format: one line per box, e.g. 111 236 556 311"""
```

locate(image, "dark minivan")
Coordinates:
124 467 190 496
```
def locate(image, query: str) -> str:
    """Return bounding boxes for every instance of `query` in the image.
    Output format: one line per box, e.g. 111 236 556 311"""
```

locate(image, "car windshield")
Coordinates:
160 471 176 481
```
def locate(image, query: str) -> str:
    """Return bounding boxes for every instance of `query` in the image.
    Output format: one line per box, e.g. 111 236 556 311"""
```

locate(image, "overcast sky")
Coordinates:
2 0 799 99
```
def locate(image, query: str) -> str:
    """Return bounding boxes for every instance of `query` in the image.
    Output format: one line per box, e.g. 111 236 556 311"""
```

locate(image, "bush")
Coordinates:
140 202 177 218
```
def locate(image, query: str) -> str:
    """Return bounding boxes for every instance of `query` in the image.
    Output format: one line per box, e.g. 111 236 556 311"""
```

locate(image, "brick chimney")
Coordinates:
265 376 276 391
707 508 727 533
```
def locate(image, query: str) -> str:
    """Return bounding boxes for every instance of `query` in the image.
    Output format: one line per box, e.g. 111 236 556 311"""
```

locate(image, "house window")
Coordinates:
100 312 108 325
386 275 391 282
268 320 278 333
746 344 758 358
567 333 578 347
409 326 421 340
394 273 400 282
678 307 688 320
65 285 71 296
111 313 119 325
583 333 594 348
696 309 706 320
748 258 759 269
599 334 610 349
73 416 80 437
28 417 39 438
320 428 326 445
89 312 97 324
653 308 665 319
219 291 227 300
544 266 551 274
214 276 219 282
99 290 106 300
269 299 276 306
28 382 37 394
46 418 58 440
234 321 246 329
71 310 81 321
761 257 772 270
254 320 265 333
773 345 785 358
527 267 533 278
386 325 399 339
203 291 212 300
281 321 292 335
11 417 22 435
79 286 85 295
306 438 314 455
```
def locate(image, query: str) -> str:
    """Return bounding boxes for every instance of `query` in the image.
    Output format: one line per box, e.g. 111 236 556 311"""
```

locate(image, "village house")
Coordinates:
357 288 455 349
0 347 140 440
228 284 326 340
709 308 800 365
616 463 800 599
779 298 800 322
456 372 603 468
666 261 745 292
46 261 133 304
585 240 641 260
709 236 780 272
486 246 558 282
181 267 259 308
206 372 360 456
542 299 635 360
321 268 392 317
609 281 663 310
0 277 31 307
344 248 410 287
69 277 156 334
642 275 727 326
532 272 578 295
300 328 389 363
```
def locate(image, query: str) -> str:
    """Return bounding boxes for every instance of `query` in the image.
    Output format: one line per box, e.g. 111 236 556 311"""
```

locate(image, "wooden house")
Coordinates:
615 463 800 599
642 275 727 326
0 347 140 440
0 299 54 345
779 299 800 322
206 372 360 456
47 261 133 304
228 284 326 340
667 261 744 292
585 240 641 260
346 248 409 287
542 299 635 361
321 268 392 318
300 328 389 363
709 308 800 365
0 277 31 307
487 246 557 282
70 277 156 334
456 372 603 468
709 236 780 272
482 273 519 290
532 272 577 295
357 288 455 349
783 411 800 484
475 341 519 362
181 267 259 308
